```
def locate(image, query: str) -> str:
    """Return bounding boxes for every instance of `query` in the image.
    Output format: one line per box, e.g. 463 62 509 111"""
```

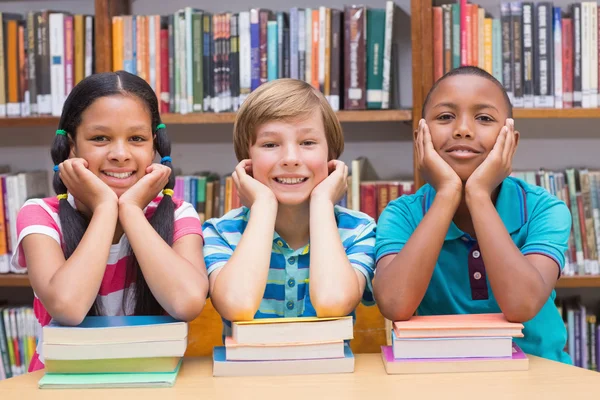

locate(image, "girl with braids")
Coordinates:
10 71 208 372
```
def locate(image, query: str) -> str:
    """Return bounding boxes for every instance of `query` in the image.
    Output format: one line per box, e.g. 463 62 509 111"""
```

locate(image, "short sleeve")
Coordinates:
375 196 420 263
343 217 377 306
202 220 234 276
10 199 62 273
520 197 571 273
173 201 203 243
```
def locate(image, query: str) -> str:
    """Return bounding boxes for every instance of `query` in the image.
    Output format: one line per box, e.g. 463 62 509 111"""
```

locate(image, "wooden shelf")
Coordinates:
514 108 600 119
161 109 412 124
0 110 412 128
556 276 600 288
0 274 30 288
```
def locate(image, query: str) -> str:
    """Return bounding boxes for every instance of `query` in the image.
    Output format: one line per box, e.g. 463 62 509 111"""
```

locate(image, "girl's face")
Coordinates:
248 109 330 206
423 75 513 182
70 95 155 197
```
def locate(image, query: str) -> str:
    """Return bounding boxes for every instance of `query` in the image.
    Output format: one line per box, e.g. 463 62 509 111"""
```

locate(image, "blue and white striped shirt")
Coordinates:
202 205 377 339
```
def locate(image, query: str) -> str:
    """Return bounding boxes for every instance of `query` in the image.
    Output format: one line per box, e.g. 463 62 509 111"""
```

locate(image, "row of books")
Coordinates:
433 1 600 109
0 11 95 117
512 168 600 276
111 2 402 114
0 307 38 380
557 297 599 370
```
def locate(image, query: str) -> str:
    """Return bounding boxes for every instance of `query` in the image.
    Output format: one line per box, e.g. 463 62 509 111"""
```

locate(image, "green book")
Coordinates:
451 3 460 69
366 8 386 109
38 359 182 389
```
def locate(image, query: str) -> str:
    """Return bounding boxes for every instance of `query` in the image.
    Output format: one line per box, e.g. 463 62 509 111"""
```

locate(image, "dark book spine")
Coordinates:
230 13 240 111
250 9 260 91
26 12 37 114
522 2 534 107
330 9 341 111
168 14 175 112
192 12 203 113
223 13 231 112
283 14 290 79
344 5 366 110
259 10 269 85
511 2 523 107
203 13 213 112
572 3 582 107
212 14 220 113
501 3 513 101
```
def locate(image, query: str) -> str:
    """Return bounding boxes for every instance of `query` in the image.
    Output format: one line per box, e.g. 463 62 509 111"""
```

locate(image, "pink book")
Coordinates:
64 15 74 96
460 0 467 65
380 343 529 374
393 313 524 338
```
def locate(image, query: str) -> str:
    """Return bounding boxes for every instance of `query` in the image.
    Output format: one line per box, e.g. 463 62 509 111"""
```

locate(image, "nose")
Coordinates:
108 140 131 163
453 115 474 139
280 143 301 167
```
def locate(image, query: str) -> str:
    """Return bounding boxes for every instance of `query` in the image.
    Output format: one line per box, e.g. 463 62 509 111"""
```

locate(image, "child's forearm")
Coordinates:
119 204 208 321
309 198 363 317
210 199 278 321
42 204 118 325
374 190 460 321
466 191 551 322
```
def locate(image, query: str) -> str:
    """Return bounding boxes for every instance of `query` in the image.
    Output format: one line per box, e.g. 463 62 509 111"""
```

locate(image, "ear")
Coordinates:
513 129 520 149
68 135 76 158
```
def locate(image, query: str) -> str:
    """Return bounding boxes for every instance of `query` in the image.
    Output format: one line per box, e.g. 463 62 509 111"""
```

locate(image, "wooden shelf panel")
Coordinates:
556 276 600 288
0 110 412 128
0 274 30 287
514 108 600 119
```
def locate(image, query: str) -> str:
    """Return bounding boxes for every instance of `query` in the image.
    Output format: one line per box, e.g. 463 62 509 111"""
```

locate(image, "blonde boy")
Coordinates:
203 79 376 337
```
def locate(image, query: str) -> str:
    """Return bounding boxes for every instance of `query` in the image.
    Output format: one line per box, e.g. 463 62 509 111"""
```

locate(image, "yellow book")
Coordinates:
484 17 493 75
74 15 85 85
112 16 123 72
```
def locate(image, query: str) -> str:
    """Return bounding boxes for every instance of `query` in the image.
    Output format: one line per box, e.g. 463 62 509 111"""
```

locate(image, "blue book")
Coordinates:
212 343 354 377
250 9 261 90
44 316 187 345
267 20 278 81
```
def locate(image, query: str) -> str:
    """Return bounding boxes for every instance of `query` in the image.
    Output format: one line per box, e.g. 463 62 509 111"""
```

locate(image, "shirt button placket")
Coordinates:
284 253 299 317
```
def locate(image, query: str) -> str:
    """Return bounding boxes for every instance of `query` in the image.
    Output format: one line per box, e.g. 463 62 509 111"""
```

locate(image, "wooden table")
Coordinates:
1 354 599 399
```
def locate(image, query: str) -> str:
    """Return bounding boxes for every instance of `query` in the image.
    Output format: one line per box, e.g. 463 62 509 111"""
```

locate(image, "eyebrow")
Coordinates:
432 102 499 113
88 125 150 133
257 127 317 138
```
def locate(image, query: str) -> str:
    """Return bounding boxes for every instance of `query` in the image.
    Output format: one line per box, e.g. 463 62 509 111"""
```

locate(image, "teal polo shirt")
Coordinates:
375 176 572 364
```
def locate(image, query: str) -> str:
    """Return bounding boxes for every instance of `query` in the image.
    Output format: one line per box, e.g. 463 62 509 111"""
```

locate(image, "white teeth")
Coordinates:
104 171 133 179
452 150 474 153
276 177 306 184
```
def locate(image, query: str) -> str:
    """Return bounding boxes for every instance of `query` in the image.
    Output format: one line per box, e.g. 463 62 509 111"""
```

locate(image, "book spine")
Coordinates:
85 16 93 77
367 8 385 109
592 3 598 108
192 12 203 112
460 0 467 65
259 10 269 86
211 14 219 113
238 12 251 104
305 9 312 84
478 7 484 69
168 15 175 112
0 15 6 117
344 6 366 110
154 15 160 108
49 13 65 117
483 18 493 75
27 12 38 115
160 17 169 113
297 11 304 81
492 18 502 83
203 13 212 112
451 3 460 69
311 9 319 89
64 15 74 100
511 2 523 107
360 182 377 220
433 7 443 81
178 13 187 114
443 5 452 73
573 3 582 107
267 19 278 81
6 20 20 117
74 15 84 86
318 7 326 92
522 2 534 108
554 8 563 109
277 12 284 79
250 9 260 91
185 8 194 112
501 3 513 103
330 9 341 112
230 13 240 111
19 23 30 117
563 18 573 108
290 7 299 79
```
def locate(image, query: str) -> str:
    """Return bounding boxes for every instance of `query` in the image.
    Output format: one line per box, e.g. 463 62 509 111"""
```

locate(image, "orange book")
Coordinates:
483 17 493 74
18 24 26 103
392 313 524 338
74 15 85 84
6 20 19 108
312 10 319 90
464 4 472 66
433 7 443 81
471 4 478 67
112 16 123 71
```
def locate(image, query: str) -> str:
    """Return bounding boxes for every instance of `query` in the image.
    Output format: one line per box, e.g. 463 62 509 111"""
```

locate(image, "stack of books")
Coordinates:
381 313 529 374
213 316 355 377
38 316 187 389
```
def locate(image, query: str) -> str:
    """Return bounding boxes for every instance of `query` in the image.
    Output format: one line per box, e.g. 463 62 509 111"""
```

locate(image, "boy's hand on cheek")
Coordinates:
416 119 462 196
310 160 348 205
119 164 171 210
466 118 518 198
232 159 277 210
58 158 117 212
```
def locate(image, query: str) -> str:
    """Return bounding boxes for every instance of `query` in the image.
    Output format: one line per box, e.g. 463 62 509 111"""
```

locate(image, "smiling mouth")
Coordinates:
103 171 135 179
274 177 308 185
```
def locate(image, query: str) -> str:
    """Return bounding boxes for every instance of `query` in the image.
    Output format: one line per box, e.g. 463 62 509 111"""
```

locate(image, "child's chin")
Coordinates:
275 193 310 206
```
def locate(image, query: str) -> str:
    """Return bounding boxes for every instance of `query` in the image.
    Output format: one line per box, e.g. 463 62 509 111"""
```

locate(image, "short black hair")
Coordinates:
421 66 513 118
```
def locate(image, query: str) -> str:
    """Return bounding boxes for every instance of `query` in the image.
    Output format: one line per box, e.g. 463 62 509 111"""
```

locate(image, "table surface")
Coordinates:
1 354 599 400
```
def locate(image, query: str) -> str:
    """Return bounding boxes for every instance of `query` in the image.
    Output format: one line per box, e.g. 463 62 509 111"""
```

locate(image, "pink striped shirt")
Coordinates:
10 195 203 372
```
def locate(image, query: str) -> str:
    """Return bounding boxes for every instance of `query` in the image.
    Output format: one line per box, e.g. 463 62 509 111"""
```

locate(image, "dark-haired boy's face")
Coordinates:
424 75 513 182
71 95 155 197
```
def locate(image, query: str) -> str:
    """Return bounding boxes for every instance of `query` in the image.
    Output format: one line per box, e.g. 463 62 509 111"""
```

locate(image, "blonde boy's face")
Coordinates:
424 75 511 182
249 109 329 206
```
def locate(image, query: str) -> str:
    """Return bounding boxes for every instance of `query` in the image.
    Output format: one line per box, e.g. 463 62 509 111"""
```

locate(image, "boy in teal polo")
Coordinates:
373 66 571 363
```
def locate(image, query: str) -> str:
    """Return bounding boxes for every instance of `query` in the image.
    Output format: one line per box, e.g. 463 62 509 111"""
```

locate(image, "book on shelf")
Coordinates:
431 1 600 110
0 306 38 381
556 296 599 371
0 11 95 118
109 2 403 114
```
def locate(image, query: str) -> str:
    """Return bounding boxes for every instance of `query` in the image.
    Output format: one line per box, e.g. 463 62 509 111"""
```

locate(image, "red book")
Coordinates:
360 182 377 220
160 27 169 113
562 18 573 108
433 7 443 81
460 0 468 65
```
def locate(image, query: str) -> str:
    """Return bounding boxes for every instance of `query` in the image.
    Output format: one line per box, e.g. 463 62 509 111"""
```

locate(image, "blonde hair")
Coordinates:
233 79 344 161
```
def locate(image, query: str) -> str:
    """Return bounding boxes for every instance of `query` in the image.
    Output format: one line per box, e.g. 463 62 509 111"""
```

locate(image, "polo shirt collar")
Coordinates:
422 177 528 241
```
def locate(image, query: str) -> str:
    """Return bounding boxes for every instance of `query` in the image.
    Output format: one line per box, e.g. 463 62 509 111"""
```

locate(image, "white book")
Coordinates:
178 12 188 114
85 16 93 77
185 8 194 112
290 7 299 79
49 13 65 117
382 1 395 109
591 2 598 108
392 335 514 359
224 338 345 361
318 7 326 91
305 8 312 85
238 12 251 105
148 15 156 92
554 7 563 109
44 338 187 360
